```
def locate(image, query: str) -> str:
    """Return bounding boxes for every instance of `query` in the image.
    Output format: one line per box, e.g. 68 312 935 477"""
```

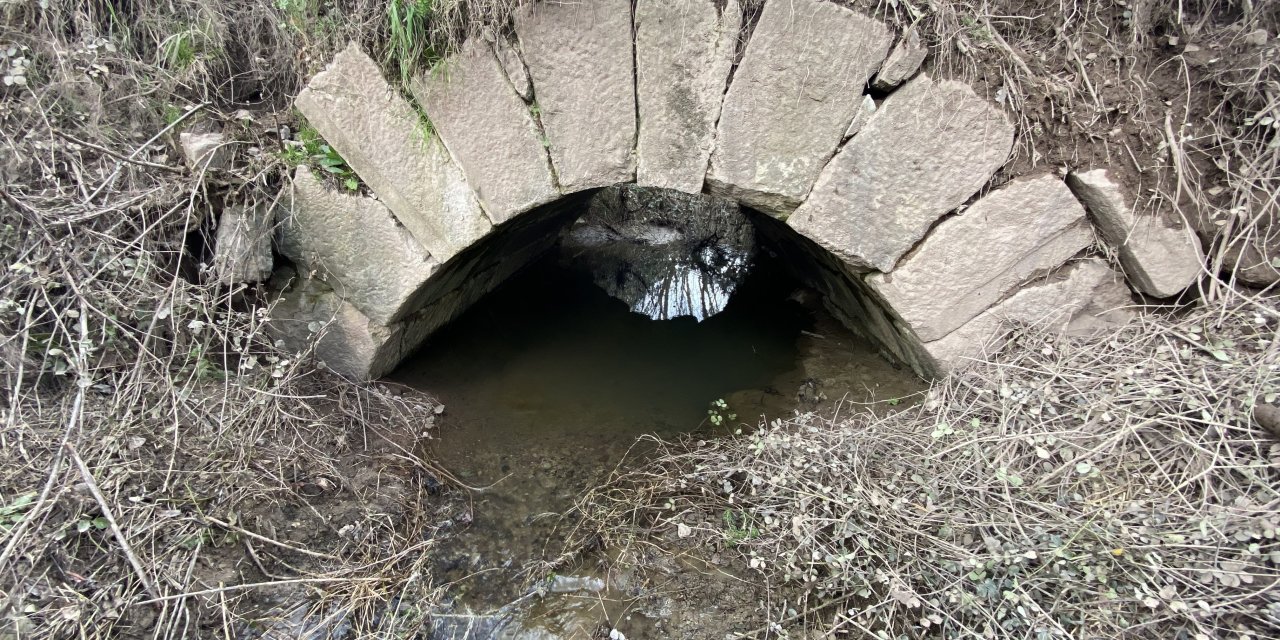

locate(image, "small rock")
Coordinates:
1254 403 1280 439
179 131 231 171
213 203 273 284
609 629 627 640
842 94 877 140
1244 29 1269 46
873 27 927 90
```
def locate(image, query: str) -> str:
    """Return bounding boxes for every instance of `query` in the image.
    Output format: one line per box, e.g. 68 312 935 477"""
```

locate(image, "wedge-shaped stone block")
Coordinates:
789 74 1014 272
279 167 439 326
270 276 439 380
515 0 637 191
923 260 1113 372
213 203 273 284
1065 277 1137 337
413 40 559 223
295 43 490 260
867 175 1094 341
873 27 927 90
1066 169 1204 297
706 0 892 216
180 131 232 171
495 38 533 101
635 0 741 193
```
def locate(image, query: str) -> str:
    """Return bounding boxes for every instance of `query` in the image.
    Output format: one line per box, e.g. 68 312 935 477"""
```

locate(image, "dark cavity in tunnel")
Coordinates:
384 185 923 634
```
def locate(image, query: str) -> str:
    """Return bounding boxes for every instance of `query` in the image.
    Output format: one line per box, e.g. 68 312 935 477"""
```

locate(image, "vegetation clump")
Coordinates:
572 298 1280 637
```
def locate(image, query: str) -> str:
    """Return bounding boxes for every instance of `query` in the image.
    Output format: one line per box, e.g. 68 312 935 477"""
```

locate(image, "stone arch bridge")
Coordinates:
269 0 1203 380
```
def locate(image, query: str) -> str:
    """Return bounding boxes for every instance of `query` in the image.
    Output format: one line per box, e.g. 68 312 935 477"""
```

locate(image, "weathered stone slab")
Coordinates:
872 27 926 90
213 203 273 284
842 95 876 140
279 167 439 326
515 0 636 192
1066 169 1204 297
270 277 398 380
413 40 559 223
867 174 1094 341
788 74 1014 272
295 43 491 260
923 260 1113 372
180 131 231 171
1065 276 1137 337
635 0 741 194
706 0 892 216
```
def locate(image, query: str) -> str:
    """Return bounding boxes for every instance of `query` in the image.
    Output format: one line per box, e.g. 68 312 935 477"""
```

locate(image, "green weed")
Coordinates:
281 125 360 191
707 398 736 426
158 25 214 71
0 493 36 532
386 0 442 85
722 509 759 546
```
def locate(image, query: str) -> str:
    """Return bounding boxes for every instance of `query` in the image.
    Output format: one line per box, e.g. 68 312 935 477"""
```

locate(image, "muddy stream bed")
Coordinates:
385 251 924 638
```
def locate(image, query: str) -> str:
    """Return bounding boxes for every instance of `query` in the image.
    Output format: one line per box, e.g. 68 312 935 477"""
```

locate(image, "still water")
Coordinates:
389 249 922 637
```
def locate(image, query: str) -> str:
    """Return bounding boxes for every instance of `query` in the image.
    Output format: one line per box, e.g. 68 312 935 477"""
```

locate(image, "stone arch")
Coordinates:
270 0 1198 380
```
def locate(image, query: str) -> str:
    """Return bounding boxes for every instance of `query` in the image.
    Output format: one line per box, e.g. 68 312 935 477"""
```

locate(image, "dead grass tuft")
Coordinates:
568 291 1280 637
0 1 464 637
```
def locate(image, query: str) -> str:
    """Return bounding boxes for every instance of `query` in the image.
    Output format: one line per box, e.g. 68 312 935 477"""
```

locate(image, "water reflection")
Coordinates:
561 185 754 321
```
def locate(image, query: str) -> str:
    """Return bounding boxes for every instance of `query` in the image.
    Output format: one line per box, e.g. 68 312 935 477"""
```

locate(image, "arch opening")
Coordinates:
270 177 927 384
377 185 924 618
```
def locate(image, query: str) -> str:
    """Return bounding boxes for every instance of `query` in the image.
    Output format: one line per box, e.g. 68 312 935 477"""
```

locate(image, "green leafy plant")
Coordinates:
386 0 441 86
722 509 759 546
281 125 360 191
75 516 110 533
0 492 36 531
707 398 736 426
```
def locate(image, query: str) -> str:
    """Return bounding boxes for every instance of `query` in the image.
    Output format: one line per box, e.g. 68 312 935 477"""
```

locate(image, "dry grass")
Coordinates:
866 0 1280 292
568 290 1280 637
0 1 476 637
2 0 1279 637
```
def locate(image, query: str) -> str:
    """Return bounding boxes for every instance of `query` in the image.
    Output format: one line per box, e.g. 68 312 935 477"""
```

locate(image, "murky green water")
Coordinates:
389 249 923 637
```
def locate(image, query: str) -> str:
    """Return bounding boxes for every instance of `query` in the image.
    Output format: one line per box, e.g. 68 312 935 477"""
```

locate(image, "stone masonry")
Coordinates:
705 0 892 216
515 0 637 191
295 43 490 262
635 0 741 194
1066 169 1204 298
275 0 1187 380
413 40 559 223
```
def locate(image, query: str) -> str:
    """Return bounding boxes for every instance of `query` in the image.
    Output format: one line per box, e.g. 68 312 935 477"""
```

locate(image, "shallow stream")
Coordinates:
389 241 924 637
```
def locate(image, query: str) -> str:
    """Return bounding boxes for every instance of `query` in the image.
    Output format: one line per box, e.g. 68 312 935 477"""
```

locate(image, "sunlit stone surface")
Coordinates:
560 186 754 321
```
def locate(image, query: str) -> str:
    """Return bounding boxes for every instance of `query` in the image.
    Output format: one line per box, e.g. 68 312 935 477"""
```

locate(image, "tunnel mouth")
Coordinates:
383 185 926 623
